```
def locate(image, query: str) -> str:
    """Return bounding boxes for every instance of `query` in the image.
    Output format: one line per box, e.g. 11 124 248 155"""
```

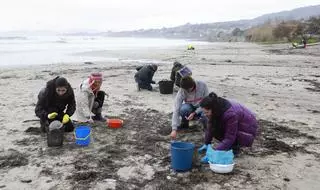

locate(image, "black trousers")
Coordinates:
40 113 74 133
92 91 105 114
135 76 153 91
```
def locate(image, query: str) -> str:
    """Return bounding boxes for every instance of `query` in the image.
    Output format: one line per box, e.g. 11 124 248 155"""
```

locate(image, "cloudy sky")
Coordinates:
0 0 319 32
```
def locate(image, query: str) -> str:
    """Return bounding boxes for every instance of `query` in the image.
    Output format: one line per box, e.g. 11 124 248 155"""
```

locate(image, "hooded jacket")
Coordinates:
205 100 258 150
75 78 97 122
35 77 76 120
170 62 184 86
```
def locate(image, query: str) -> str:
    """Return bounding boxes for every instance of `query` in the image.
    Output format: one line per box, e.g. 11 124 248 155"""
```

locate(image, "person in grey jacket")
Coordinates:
170 76 209 139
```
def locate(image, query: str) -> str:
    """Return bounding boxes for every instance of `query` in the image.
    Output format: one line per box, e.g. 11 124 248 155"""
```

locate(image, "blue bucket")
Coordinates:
171 141 195 171
74 126 91 146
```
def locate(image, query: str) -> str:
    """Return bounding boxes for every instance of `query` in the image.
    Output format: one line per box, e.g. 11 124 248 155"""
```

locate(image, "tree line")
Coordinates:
233 16 320 43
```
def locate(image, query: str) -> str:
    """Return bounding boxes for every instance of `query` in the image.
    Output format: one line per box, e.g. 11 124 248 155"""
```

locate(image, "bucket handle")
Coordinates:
74 131 90 141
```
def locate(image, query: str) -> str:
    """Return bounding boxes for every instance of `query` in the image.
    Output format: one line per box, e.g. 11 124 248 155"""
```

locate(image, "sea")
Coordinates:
0 35 208 68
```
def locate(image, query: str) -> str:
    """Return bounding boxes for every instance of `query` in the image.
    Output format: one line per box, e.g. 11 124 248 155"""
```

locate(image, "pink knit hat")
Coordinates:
89 73 103 82
89 73 103 93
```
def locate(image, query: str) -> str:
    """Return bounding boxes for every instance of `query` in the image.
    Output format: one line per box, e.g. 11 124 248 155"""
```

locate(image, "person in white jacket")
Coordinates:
76 73 107 122
170 76 209 139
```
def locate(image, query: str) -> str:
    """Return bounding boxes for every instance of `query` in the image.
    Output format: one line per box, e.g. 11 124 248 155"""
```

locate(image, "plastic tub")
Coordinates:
209 162 235 174
171 141 195 171
74 125 91 146
107 119 123 129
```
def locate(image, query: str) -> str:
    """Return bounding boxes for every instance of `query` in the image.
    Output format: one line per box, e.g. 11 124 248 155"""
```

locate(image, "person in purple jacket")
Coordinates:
198 92 258 162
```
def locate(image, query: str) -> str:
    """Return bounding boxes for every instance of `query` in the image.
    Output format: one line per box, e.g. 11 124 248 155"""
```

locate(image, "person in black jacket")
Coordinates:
170 61 184 87
35 76 76 133
170 61 192 87
134 64 158 91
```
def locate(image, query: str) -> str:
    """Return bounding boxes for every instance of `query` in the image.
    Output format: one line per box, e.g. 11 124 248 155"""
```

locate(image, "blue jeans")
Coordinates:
179 104 207 128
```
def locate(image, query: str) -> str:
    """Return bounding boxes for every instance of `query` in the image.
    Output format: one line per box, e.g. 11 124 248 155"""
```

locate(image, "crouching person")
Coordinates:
170 76 209 139
76 73 106 122
35 76 76 133
134 64 158 91
170 61 192 88
198 92 258 163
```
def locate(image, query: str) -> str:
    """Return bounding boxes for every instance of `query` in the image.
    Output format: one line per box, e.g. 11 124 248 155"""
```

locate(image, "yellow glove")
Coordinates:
48 112 58 119
62 114 70 124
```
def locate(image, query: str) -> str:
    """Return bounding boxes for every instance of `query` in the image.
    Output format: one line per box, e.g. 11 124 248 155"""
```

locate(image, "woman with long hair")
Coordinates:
198 92 258 160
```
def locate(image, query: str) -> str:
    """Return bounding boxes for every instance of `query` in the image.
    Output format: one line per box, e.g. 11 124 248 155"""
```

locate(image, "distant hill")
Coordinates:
252 4 320 25
105 4 320 41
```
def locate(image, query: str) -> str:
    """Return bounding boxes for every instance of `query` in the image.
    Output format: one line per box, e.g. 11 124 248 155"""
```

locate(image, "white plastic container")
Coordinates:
209 162 235 174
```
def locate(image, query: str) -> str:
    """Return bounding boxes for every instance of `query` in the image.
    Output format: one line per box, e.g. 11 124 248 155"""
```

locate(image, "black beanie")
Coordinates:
173 61 182 67
151 64 158 71
180 76 195 90
55 77 68 87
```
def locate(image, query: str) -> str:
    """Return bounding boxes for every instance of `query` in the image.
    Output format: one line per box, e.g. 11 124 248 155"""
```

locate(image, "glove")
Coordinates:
93 101 99 109
62 114 70 124
200 156 209 164
201 156 209 164
48 112 58 119
198 144 208 153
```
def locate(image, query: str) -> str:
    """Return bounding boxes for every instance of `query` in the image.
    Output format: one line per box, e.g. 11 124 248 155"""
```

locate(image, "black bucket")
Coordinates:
159 80 174 94
47 129 64 147
47 121 64 147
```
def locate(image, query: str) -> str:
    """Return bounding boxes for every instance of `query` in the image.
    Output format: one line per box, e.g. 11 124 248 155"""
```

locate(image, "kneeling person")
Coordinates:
134 64 158 91
76 73 106 122
198 92 258 162
170 76 209 139
35 76 76 133
170 61 192 88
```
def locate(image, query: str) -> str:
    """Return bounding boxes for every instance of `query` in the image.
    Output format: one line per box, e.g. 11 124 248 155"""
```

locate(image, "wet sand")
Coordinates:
0 42 319 189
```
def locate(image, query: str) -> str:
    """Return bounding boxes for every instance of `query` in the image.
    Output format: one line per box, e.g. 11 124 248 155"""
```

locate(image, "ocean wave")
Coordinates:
55 40 68 43
0 36 28 40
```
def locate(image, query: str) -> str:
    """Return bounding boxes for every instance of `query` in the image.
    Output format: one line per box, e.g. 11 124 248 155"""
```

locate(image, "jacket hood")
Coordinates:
46 76 73 98
173 61 182 68
150 64 158 72
80 78 94 93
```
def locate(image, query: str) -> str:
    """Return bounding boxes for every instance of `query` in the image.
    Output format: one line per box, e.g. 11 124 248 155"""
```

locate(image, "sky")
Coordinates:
0 0 319 32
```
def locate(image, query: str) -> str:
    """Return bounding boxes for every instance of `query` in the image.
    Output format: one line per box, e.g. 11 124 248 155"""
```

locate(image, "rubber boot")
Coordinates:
92 108 106 121
40 119 49 133
178 120 189 130
92 113 106 122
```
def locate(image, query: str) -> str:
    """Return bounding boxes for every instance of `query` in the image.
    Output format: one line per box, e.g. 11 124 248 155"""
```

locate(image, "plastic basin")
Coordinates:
107 119 123 128
209 162 235 174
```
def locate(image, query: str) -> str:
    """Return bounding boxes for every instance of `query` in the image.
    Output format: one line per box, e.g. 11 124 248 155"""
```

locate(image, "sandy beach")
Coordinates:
0 42 319 189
